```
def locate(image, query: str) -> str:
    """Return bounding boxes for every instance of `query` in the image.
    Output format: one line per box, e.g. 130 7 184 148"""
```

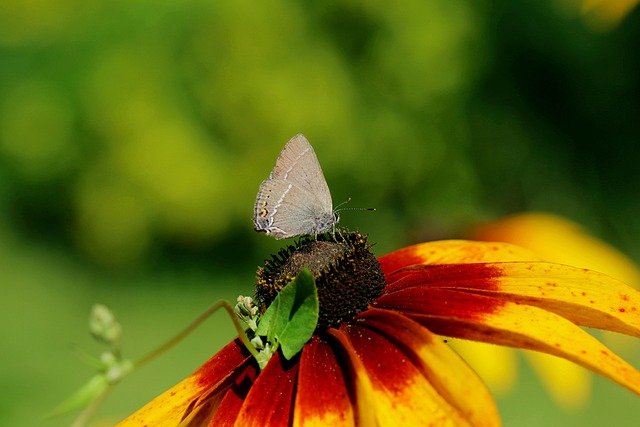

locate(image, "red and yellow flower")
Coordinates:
118 232 640 426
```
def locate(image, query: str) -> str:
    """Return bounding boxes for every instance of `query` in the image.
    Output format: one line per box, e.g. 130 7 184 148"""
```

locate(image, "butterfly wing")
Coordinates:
254 179 335 239
269 134 333 211
254 134 337 239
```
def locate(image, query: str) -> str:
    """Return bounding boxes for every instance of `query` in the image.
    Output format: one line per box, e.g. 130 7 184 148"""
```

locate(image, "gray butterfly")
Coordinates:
254 134 339 239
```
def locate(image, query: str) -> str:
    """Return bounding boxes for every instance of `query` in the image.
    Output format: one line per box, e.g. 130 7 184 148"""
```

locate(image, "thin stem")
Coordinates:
134 300 259 369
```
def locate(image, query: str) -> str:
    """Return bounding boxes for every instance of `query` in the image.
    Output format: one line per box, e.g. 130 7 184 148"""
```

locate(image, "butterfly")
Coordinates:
254 134 339 239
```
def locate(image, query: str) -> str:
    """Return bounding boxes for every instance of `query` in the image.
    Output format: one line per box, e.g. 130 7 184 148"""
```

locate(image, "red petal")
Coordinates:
376 267 506 323
233 353 299 427
293 335 355 427
118 339 251 427
354 308 501 426
325 328 378 427
208 364 259 426
383 263 503 294
338 320 479 425
193 339 254 389
380 262 640 337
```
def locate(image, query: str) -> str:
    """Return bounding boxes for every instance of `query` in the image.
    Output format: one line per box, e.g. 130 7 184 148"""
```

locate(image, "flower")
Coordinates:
117 232 640 426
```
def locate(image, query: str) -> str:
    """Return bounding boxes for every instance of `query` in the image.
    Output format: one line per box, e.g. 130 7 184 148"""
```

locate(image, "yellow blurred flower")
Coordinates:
470 212 640 288
563 0 640 31
467 212 640 408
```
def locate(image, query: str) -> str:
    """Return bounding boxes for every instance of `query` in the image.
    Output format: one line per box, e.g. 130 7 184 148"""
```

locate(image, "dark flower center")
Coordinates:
255 230 386 329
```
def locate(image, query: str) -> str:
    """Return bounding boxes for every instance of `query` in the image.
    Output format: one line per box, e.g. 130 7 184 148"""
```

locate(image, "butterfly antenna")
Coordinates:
338 207 376 212
333 198 352 210
335 197 376 213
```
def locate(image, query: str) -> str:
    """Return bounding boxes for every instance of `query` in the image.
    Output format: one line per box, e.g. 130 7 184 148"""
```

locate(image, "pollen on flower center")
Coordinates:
255 231 386 329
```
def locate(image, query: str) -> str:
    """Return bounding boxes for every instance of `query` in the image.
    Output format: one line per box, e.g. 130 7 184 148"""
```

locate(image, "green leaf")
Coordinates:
255 268 319 360
256 291 281 345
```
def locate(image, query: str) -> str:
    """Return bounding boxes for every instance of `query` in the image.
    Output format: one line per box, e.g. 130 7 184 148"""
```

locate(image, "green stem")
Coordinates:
134 300 259 369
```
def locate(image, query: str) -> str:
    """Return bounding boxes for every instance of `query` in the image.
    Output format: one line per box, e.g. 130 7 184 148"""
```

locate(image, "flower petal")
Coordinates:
470 212 640 288
354 308 501 427
375 288 640 395
325 328 378 427
378 240 539 276
294 335 355 427
208 363 258 426
489 262 640 335
382 262 640 336
117 339 251 427
471 213 640 394
232 352 298 427
333 321 479 426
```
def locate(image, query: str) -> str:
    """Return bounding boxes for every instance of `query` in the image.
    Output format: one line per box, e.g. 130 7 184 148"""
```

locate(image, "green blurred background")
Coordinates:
1 0 639 425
